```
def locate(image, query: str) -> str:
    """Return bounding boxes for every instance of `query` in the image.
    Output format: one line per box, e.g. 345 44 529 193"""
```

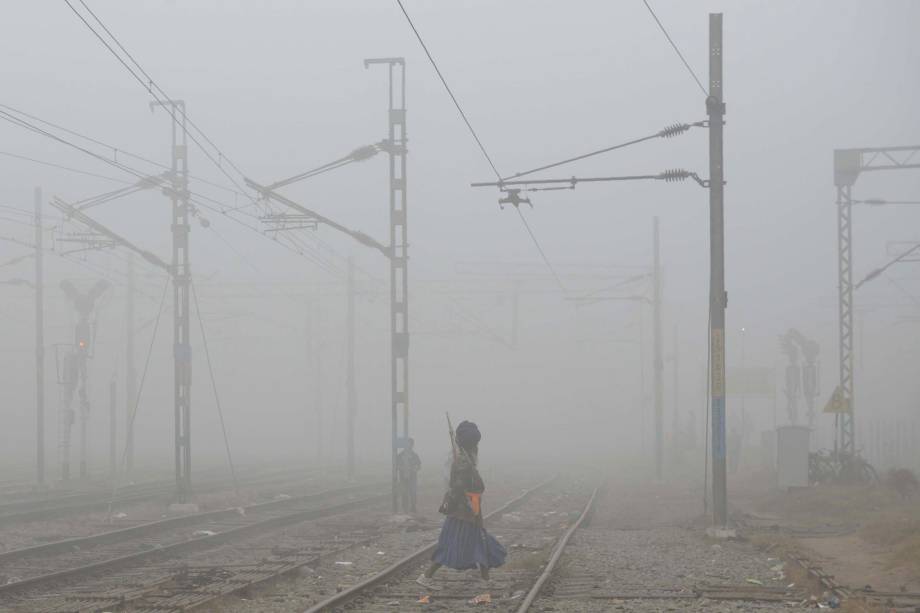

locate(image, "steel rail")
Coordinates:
516 486 599 612
0 489 388 596
0 482 379 564
0 480 177 515
0 466 324 524
0 465 277 509
302 476 558 613
86 533 386 613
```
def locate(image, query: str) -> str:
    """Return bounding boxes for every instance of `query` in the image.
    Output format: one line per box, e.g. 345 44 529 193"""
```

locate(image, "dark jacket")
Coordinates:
444 451 484 522
396 449 421 482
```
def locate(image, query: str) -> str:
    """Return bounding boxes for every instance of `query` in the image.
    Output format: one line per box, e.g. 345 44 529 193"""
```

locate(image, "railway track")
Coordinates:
0 465 254 508
525 486 817 612
0 483 388 609
293 481 823 613
2 477 824 613
1 478 563 613
0 466 328 527
297 477 594 613
1 478 543 613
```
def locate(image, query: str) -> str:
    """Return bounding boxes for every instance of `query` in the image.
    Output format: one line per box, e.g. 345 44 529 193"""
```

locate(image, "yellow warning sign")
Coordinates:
823 385 851 413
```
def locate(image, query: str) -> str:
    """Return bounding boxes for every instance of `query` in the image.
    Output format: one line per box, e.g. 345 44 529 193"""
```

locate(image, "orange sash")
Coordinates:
465 492 482 516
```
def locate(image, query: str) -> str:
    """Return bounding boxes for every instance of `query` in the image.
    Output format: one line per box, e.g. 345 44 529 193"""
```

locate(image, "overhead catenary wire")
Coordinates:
0 109 152 181
0 107 340 275
394 0 565 291
0 214 40 230
642 0 708 97
0 233 37 249
56 251 125 287
513 207 565 292
195 227 311 307
187 194 341 276
0 207 65 231
0 103 247 197
60 3 366 282
75 0 250 181
0 150 131 185
570 273 651 301
64 0 259 204
0 204 41 217
394 0 500 180
202 223 262 276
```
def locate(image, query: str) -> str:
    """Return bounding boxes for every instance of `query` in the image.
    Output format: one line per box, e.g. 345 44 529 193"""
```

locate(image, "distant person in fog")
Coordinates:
396 437 421 513
417 420 505 590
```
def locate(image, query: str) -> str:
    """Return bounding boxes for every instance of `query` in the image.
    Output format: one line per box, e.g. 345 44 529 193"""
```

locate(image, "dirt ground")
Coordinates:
736 473 920 599
798 533 918 594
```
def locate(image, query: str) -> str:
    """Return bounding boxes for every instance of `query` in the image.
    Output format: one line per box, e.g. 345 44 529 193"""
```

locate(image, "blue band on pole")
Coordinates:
712 397 726 460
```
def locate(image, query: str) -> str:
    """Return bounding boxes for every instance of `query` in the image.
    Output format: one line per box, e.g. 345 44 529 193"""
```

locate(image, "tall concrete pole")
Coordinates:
34 187 45 486
707 13 728 526
346 257 356 480
125 254 136 477
653 217 663 480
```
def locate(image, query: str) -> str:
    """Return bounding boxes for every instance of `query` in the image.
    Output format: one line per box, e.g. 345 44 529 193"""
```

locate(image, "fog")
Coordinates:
0 0 918 483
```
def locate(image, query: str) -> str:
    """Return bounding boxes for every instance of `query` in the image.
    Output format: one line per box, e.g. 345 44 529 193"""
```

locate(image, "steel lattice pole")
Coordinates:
836 184 855 460
366 57 408 513
163 100 193 503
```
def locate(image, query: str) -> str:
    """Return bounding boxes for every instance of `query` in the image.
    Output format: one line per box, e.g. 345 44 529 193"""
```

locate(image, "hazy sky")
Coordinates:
0 1 918 477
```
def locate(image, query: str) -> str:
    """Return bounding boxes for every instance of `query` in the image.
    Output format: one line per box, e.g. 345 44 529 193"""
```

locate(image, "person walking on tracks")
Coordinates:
417 420 505 590
396 437 422 513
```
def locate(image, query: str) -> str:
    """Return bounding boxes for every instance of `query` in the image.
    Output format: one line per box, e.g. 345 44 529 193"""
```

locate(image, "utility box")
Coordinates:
776 425 811 489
